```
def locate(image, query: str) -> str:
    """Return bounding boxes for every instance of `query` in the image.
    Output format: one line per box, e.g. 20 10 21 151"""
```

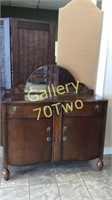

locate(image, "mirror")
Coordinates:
24 64 77 94
24 64 90 102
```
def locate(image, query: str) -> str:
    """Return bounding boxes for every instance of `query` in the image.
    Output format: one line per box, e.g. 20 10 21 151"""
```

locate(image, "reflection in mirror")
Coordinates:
24 65 58 101
24 64 77 94
25 66 48 94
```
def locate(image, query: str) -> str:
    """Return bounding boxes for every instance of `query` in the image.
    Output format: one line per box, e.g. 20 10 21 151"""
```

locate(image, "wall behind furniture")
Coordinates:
57 0 103 90
0 1 1 17
96 0 112 153
0 21 5 144
1 5 58 40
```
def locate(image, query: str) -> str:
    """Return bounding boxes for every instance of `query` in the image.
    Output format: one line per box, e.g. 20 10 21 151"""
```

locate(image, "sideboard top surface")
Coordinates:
2 93 108 104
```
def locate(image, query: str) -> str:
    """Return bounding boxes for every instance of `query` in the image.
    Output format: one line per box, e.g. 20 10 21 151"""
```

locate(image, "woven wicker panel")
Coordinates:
11 19 55 88
18 29 50 83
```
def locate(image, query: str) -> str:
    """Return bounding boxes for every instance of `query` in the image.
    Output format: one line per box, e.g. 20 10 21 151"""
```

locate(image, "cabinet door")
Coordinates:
61 117 103 161
7 118 52 165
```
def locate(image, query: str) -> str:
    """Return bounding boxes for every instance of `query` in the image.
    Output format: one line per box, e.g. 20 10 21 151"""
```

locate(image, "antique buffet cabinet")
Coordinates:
1 19 108 180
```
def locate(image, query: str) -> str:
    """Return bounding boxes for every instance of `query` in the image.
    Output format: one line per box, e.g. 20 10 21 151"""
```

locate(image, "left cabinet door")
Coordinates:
5 104 53 166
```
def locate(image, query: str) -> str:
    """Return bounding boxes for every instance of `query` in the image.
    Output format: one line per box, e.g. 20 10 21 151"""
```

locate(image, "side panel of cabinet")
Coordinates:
7 118 52 165
61 117 103 161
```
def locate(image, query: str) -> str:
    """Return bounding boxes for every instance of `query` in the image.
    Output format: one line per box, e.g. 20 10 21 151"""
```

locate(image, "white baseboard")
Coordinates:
104 147 112 155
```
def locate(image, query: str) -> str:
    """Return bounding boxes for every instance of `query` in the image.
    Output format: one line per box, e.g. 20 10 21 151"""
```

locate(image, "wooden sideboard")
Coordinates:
2 92 108 181
1 19 108 181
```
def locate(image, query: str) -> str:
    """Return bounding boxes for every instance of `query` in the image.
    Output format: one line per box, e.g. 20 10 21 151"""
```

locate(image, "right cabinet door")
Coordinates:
61 102 105 161
61 117 103 161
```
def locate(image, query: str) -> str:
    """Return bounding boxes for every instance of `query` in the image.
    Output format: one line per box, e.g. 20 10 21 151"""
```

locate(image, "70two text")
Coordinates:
33 100 83 120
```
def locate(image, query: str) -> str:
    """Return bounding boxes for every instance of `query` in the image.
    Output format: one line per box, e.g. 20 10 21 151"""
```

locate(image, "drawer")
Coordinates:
62 102 104 117
7 103 53 119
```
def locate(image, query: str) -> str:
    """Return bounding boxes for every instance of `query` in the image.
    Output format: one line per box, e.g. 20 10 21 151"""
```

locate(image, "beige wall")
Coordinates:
57 0 103 90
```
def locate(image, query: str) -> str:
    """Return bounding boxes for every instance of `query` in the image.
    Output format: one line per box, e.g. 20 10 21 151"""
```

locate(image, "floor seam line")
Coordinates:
53 163 63 200
79 173 93 200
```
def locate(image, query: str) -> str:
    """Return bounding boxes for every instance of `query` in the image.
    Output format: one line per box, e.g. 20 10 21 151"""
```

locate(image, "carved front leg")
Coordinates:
97 159 104 170
3 168 10 181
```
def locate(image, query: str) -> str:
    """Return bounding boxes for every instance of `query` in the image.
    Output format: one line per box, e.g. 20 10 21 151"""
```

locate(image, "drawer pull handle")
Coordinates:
47 137 51 142
63 126 68 142
95 105 100 111
63 126 67 132
13 106 18 113
63 136 68 142
47 127 51 142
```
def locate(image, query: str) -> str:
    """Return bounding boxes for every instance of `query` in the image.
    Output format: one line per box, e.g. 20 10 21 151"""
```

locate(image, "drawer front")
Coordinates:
7 103 53 119
62 102 104 117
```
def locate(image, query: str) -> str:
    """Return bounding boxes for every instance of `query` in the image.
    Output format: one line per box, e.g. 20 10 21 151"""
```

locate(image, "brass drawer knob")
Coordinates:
13 106 18 113
95 104 100 111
